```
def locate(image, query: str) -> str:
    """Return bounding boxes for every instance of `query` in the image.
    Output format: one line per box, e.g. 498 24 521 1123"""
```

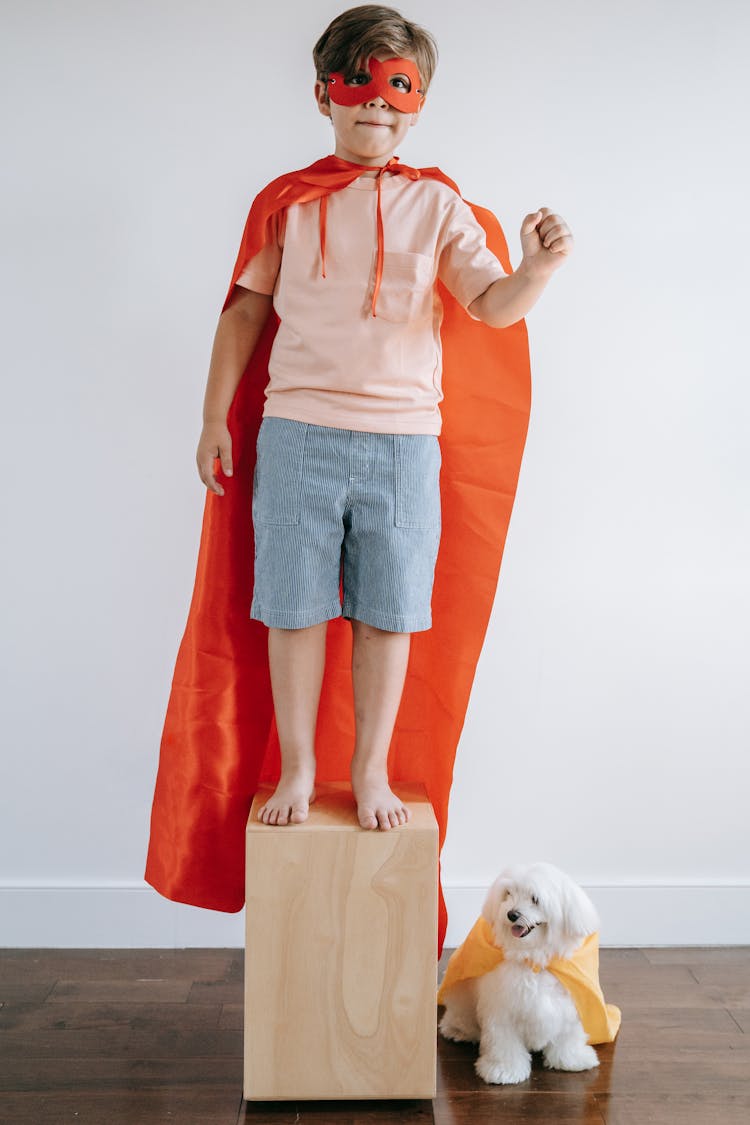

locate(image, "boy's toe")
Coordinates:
377 809 392 830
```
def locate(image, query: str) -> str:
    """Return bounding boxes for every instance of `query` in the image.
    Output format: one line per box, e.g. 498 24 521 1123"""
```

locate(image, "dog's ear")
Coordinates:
559 879 600 939
481 876 509 926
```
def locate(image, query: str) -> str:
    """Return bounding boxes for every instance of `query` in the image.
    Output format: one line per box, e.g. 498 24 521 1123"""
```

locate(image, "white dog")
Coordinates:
438 861 610 1085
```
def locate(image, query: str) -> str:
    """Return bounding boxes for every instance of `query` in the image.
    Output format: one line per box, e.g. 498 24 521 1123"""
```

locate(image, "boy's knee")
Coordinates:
269 622 328 637
350 618 410 640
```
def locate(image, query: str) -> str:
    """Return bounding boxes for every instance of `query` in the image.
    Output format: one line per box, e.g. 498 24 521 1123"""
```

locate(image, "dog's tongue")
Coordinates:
511 923 528 938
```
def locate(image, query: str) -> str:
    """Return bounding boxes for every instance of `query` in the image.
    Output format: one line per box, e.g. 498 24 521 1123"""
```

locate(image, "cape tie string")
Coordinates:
369 161 389 318
316 157 421 317
319 194 327 279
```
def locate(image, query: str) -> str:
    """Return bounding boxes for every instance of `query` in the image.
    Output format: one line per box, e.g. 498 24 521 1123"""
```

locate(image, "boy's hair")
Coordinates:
313 5 438 103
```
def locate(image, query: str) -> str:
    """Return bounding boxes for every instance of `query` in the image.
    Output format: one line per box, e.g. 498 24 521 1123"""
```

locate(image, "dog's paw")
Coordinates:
543 1043 599 1072
438 1012 479 1043
475 1053 531 1085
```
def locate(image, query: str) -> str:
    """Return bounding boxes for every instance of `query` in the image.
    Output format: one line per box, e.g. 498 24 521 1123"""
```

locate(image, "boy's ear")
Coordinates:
410 99 425 127
314 80 332 117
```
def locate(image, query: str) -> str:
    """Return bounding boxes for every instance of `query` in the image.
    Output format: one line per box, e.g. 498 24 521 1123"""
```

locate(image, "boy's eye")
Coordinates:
343 72 413 93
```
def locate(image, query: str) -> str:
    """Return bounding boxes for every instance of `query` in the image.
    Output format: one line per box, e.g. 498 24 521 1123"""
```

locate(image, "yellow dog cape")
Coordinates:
437 916 621 1045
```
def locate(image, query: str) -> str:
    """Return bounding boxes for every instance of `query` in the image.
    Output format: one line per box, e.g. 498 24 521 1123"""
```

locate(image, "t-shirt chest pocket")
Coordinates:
374 251 434 323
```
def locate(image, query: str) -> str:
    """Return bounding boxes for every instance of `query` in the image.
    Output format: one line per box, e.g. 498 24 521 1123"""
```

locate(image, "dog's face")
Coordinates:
481 861 600 963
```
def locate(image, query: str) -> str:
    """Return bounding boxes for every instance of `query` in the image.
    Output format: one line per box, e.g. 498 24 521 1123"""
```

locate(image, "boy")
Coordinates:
196 4 571 832
146 5 571 942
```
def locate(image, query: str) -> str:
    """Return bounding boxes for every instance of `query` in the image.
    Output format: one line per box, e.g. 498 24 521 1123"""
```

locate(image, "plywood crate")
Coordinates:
244 781 438 1100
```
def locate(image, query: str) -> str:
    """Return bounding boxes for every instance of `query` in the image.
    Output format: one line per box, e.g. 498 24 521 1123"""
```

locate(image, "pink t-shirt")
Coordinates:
236 172 507 434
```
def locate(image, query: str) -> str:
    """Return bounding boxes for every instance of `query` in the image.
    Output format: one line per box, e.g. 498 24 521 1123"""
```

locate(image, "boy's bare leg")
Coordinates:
257 622 327 825
349 619 412 831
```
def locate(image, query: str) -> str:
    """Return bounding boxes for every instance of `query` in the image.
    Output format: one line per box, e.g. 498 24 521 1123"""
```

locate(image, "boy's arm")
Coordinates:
469 207 574 329
197 286 273 496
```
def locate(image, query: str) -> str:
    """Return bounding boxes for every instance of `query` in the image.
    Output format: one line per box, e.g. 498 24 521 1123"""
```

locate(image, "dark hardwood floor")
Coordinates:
1 946 748 1123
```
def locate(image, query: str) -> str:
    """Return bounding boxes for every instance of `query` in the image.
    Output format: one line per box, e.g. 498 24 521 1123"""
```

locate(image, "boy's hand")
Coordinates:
197 421 233 496
519 207 574 279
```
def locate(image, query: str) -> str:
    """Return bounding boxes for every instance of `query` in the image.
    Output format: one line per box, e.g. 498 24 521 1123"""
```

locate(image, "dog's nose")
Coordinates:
507 910 519 922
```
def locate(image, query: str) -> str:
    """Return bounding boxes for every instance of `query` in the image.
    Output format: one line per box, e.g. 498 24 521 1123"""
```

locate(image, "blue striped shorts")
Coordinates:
250 417 442 632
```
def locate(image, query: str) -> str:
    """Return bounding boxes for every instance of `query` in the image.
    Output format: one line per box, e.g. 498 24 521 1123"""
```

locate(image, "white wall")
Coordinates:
1 0 748 947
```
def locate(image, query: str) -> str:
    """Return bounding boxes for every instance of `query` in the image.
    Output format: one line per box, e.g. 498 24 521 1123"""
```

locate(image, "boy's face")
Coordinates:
315 51 423 169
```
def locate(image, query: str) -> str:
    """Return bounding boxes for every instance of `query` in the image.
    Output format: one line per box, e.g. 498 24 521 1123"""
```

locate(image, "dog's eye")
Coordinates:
531 895 539 906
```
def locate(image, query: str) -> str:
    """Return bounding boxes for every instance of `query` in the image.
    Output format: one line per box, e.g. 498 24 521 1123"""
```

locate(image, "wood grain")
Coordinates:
244 781 438 1101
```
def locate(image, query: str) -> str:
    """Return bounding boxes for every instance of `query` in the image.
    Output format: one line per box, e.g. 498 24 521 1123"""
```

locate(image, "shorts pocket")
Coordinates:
253 418 308 526
375 251 434 323
394 435 442 528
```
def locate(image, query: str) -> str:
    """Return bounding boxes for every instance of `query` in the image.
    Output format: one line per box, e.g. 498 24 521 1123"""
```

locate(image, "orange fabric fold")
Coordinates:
144 155 532 957
437 917 622 1045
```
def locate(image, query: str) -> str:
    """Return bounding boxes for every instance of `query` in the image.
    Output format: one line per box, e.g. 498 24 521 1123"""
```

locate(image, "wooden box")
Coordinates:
244 781 438 1100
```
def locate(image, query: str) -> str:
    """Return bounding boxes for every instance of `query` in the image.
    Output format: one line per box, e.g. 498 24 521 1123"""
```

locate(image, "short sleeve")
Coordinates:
235 209 285 295
437 197 508 317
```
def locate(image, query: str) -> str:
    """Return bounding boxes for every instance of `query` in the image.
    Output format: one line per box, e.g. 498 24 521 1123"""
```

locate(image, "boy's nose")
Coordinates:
364 94 389 108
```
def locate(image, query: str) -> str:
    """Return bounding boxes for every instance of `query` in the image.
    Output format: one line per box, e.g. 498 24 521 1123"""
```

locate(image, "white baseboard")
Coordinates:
0 884 246 948
0 882 748 948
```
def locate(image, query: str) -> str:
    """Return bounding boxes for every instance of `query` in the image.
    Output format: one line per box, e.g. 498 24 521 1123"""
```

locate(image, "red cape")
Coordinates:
144 156 532 957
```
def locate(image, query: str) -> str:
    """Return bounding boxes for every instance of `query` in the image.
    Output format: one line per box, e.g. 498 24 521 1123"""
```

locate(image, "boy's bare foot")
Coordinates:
350 767 410 830
257 770 316 826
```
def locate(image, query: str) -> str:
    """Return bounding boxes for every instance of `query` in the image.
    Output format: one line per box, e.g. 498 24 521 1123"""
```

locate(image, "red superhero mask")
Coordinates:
326 56 424 114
